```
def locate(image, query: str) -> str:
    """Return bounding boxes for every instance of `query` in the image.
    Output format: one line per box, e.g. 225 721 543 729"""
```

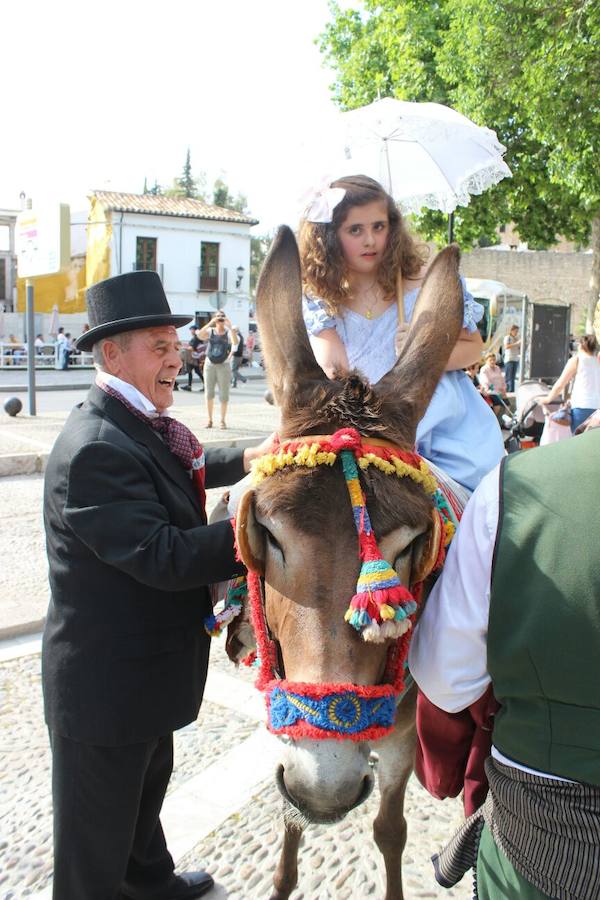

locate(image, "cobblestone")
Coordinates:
0 641 473 899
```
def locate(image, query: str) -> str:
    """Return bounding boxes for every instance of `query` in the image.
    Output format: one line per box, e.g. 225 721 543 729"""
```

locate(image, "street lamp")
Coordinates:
235 265 245 289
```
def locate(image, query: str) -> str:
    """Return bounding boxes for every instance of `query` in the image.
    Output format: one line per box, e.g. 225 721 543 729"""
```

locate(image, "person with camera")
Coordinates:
196 312 239 429
180 325 205 392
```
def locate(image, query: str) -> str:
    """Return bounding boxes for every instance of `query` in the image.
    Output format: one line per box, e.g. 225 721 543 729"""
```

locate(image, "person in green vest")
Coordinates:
409 427 600 899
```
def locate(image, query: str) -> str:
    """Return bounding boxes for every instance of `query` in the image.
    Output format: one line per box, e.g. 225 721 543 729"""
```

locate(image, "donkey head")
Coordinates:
236 226 463 823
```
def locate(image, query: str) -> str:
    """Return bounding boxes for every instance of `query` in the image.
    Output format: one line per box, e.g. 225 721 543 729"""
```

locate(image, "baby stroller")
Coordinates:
502 380 561 453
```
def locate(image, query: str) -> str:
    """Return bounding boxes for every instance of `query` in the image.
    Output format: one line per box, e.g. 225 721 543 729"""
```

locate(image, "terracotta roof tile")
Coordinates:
91 190 258 226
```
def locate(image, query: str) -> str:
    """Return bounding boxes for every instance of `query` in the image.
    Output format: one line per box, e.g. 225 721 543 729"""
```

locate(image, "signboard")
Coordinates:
15 204 70 278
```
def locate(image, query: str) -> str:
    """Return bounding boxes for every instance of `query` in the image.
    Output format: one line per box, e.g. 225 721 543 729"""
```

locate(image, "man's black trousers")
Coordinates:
50 730 175 900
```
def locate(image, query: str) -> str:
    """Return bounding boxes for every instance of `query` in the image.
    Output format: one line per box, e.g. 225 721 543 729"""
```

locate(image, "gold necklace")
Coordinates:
358 282 380 319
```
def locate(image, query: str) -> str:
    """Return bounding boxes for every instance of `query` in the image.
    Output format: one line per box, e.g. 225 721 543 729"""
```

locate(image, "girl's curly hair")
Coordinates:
299 174 429 316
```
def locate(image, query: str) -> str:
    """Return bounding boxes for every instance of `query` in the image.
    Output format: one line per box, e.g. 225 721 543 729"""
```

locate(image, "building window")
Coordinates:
200 242 219 291
0 259 5 300
136 237 157 271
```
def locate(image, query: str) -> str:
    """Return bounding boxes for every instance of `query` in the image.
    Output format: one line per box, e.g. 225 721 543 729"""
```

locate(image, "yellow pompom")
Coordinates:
379 604 396 620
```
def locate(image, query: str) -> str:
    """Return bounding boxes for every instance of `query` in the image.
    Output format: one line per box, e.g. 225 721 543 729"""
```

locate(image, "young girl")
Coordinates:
300 174 504 492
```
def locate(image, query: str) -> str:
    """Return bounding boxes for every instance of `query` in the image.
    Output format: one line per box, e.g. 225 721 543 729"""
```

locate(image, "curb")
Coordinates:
0 452 48 476
0 383 93 393
0 618 45 642
0 369 266 394
0 436 264 478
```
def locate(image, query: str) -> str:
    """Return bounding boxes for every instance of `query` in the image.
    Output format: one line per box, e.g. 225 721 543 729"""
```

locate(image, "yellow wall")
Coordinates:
86 197 112 288
16 196 113 312
16 256 86 313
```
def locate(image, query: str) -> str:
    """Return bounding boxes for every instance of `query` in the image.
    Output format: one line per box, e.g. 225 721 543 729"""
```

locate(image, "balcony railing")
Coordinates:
198 265 224 293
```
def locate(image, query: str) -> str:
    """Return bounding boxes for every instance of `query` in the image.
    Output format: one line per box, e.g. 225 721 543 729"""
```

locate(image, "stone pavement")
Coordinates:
1 635 471 900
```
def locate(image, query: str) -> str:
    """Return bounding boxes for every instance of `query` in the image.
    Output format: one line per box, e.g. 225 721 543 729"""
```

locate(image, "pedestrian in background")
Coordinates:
231 330 247 387
196 312 238 429
54 328 67 370
180 325 205 392
502 325 520 392
543 334 600 433
478 352 507 418
42 271 269 900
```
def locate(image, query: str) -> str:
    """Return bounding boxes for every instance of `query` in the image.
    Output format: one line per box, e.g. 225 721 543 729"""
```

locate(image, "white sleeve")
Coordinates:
408 464 501 713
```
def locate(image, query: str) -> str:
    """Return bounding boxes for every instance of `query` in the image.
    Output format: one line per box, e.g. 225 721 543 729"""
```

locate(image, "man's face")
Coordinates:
108 326 182 412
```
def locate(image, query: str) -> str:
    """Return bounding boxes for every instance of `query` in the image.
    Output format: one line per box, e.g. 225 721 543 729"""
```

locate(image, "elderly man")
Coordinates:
409 428 600 899
43 271 265 900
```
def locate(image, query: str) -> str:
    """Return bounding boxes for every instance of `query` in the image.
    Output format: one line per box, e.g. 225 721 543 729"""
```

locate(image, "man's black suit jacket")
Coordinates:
42 385 246 746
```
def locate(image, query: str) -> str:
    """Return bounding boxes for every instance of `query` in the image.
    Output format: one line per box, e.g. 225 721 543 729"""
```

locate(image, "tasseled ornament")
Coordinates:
340 450 418 643
344 534 418 642
204 575 247 637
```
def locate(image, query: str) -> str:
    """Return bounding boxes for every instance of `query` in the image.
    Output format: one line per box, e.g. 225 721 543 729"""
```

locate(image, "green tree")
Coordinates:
319 1 600 326
177 148 196 198
143 178 162 196
250 234 273 295
438 0 599 325
212 177 248 214
165 149 206 199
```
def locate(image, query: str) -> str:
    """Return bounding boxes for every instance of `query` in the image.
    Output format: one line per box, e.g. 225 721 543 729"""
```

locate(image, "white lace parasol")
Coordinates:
313 98 512 215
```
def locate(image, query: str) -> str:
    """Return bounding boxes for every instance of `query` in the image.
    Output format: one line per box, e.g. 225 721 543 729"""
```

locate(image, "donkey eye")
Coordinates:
265 529 285 560
392 546 412 573
392 548 413 587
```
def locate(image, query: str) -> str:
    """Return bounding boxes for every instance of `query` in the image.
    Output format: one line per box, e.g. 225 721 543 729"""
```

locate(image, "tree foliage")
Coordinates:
212 177 248 214
250 234 273 294
319 0 600 323
164 148 206 200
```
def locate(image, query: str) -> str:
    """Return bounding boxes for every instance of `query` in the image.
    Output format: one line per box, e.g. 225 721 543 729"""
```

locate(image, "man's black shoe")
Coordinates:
121 870 214 899
166 871 214 899
180 385 192 391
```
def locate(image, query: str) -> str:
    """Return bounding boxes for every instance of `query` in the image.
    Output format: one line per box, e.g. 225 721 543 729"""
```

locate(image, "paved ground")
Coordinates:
1 637 471 900
0 367 273 461
0 374 473 899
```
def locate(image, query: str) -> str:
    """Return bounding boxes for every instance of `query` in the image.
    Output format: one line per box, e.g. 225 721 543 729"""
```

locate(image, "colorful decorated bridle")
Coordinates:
206 427 461 742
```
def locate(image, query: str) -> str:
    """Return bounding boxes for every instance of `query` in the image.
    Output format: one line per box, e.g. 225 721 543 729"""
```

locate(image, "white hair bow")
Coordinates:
300 179 346 223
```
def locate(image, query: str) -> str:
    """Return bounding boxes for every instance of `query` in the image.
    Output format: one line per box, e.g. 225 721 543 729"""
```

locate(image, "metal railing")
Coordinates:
0 342 94 369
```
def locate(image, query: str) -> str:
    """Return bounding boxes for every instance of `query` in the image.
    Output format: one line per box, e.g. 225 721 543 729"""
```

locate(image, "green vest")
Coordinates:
488 429 600 785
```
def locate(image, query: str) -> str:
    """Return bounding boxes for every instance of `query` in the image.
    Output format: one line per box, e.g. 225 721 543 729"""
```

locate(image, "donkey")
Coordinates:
231 226 464 900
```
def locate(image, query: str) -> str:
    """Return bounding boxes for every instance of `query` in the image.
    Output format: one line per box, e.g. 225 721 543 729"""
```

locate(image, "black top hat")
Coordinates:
76 271 192 351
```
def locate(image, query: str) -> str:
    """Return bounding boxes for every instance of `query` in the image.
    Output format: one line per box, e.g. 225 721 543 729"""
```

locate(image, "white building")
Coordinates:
0 207 19 313
88 191 258 335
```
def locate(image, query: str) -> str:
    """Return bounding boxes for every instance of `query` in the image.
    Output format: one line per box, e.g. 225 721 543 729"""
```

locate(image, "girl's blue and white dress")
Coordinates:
303 282 505 492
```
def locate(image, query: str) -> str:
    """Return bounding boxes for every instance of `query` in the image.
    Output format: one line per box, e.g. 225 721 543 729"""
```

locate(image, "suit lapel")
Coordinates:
87 384 202 513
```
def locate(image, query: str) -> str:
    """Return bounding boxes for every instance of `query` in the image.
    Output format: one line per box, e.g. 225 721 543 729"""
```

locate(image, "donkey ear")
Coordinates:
236 489 265 576
376 245 464 438
256 226 326 409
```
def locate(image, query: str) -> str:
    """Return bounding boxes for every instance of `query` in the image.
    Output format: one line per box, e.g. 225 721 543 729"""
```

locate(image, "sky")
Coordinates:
2 0 346 232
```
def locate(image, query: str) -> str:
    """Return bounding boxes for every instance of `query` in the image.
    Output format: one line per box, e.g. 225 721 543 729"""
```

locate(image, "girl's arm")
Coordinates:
310 329 350 379
446 328 483 371
543 356 578 405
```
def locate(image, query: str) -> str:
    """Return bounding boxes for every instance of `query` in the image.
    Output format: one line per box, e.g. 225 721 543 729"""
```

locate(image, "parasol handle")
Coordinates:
396 269 405 325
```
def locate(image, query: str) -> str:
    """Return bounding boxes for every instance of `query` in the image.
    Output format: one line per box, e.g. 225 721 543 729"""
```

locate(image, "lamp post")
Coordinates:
235 265 245 290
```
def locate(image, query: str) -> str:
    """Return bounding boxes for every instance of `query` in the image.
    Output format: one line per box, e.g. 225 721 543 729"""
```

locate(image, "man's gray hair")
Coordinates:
92 332 133 370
